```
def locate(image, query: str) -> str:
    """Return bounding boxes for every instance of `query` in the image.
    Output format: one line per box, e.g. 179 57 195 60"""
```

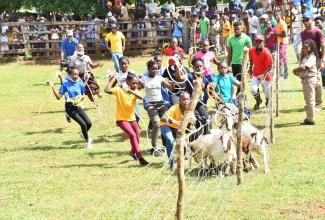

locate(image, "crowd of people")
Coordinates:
5 0 325 168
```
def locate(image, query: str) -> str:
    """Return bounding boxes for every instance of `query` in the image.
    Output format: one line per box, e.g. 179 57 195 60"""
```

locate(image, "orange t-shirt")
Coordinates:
275 20 288 44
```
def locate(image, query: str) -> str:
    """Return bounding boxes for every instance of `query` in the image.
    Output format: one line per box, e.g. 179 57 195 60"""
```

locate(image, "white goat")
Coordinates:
186 130 237 177
242 122 269 174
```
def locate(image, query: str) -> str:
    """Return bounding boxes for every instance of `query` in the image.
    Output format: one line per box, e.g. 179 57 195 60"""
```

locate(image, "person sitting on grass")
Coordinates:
47 67 93 149
160 91 196 170
104 72 150 166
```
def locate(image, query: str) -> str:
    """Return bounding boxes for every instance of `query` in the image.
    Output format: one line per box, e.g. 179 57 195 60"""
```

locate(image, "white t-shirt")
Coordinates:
248 16 259 34
140 75 165 102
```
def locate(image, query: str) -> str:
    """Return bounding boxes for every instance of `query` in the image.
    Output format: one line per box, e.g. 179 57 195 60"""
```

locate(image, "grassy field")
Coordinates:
0 47 324 219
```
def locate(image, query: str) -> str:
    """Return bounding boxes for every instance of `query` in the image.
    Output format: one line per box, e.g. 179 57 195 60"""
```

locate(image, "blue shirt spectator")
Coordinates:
60 32 78 59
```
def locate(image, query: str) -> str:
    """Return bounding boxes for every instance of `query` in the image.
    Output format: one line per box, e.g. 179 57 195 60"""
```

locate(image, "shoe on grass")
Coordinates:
65 112 71 123
150 148 162 157
80 133 93 142
130 152 138 160
315 106 322 112
300 119 315 125
139 157 150 166
86 141 93 149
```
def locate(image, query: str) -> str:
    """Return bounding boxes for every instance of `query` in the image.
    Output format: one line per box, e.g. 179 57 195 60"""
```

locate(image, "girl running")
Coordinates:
47 67 93 149
104 73 150 166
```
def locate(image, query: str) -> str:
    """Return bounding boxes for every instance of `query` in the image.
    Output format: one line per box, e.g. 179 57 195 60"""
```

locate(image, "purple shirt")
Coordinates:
194 51 215 77
301 27 325 58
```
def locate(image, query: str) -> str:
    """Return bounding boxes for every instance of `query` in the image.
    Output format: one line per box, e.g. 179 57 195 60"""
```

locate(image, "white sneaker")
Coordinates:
80 133 93 142
86 142 93 149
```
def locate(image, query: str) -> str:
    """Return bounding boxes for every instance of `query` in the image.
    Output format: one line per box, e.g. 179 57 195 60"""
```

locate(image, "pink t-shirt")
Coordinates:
194 51 215 77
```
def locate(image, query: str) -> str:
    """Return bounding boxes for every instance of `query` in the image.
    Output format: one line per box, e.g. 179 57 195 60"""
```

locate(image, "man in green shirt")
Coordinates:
314 16 325 88
199 12 210 41
227 21 252 95
260 14 268 40
266 10 277 27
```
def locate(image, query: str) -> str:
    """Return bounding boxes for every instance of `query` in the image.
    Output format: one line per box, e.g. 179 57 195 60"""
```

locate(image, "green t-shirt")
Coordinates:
261 24 267 40
199 17 210 35
271 18 277 27
228 33 252 65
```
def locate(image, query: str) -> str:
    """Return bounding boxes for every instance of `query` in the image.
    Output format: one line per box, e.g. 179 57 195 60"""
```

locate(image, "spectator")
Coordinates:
229 0 243 12
229 14 237 36
206 5 218 20
275 0 285 20
162 0 176 17
161 37 186 65
292 4 306 63
157 20 168 36
50 25 61 55
271 11 288 79
119 1 129 20
105 12 117 33
134 2 146 37
265 10 277 27
257 0 272 13
248 9 259 44
209 17 221 55
61 30 78 62
147 0 158 18
300 10 325 111
86 14 95 50
0 30 9 52
260 14 269 38
172 16 183 47
314 16 325 88
199 12 210 42
222 15 230 55
265 21 277 52
227 21 252 95
105 23 125 72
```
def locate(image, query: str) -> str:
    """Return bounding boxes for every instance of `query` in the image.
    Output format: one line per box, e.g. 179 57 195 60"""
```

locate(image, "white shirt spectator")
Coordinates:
147 0 158 15
248 15 259 34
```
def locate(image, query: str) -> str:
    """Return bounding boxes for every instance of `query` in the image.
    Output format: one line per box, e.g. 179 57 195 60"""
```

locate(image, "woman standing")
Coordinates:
47 67 93 149
293 39 318 125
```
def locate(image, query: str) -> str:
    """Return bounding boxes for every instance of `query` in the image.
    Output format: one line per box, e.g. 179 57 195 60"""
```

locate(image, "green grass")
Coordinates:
0 47 324 219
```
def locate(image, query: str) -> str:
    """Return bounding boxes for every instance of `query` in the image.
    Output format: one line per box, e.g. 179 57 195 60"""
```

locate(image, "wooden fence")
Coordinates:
0 18 175 58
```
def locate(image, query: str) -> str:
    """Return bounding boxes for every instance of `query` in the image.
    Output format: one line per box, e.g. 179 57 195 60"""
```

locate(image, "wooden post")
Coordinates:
276 41 280 117
236 47 249 185
270 52 276 144
182 17 189 53
175 78 202 220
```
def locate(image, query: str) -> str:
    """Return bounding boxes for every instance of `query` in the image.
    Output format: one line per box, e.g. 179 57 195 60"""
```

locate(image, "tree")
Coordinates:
0 1 23 14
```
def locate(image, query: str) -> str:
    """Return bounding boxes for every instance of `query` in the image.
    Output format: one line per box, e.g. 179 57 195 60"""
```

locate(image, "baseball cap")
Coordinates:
106 1 112 6
254 35 264 41
107 11 112 17
302 11 314 19
265 10 273 14
248 9 254 14
67 31 73 36
110 23 117 28
266 21 272 25
230 14 236 19
260 14 268 19
302 3 307 7
244 10 248 14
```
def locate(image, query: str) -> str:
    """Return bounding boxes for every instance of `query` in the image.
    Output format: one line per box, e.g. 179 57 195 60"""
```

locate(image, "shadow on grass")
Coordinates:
58 163 116 169
279 89 302 93
275 122 301 128
32 110 64 115
279 109 302 114
25 127 66 135
20 144 84 151
87 150 130 158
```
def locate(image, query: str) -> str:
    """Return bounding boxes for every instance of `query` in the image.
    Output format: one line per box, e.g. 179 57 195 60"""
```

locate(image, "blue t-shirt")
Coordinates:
185 72 209 100
60 38 79 58
212 73 237 103
59 80 85 102
172 21 183 37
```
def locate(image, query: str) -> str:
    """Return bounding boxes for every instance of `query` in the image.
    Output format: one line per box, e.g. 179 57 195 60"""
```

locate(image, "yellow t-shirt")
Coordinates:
105 31 125 52
111 87 138 121
159 104 195 129
222 21 230 38
275 20 288 44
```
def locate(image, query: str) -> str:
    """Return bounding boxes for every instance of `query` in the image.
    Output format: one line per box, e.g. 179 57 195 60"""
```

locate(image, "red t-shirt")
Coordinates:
249 47 273 81
163 47 186 66
300 27 325 59
265 28 277 51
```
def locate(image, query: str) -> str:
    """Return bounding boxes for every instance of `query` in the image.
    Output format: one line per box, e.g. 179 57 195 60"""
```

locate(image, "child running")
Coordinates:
104 73 150 166
47 67 93 149
139 60 174 157
160 91 195 169
293 39 318 125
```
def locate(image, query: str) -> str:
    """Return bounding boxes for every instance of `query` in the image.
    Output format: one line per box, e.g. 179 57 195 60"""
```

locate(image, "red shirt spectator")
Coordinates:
249 45 273 81
265 22 277 52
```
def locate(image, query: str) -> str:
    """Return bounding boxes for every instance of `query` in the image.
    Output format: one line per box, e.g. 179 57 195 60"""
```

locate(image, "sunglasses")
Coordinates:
302 18 310 22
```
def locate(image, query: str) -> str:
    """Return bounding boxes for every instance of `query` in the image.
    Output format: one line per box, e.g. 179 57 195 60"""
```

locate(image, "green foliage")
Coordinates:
24 51 33 60
0 0 23 14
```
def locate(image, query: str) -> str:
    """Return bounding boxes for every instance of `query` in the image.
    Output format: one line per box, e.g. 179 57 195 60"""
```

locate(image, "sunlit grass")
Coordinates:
0 47 324 219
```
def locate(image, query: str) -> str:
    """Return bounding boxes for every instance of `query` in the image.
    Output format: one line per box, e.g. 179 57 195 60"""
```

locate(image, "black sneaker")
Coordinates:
150 148 162 157
130 152 138 160
300 120 315 125
139 157 150 166
65 113 71 123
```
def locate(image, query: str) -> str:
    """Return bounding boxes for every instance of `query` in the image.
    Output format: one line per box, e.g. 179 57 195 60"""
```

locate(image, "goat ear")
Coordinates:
251 132 257 138
263 136 269 144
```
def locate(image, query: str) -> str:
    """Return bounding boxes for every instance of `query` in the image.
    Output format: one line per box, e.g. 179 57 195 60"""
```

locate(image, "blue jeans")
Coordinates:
200 34 207 41
202 74 214 104
293 34 301 59
111 52 123 72
160 125 177 168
